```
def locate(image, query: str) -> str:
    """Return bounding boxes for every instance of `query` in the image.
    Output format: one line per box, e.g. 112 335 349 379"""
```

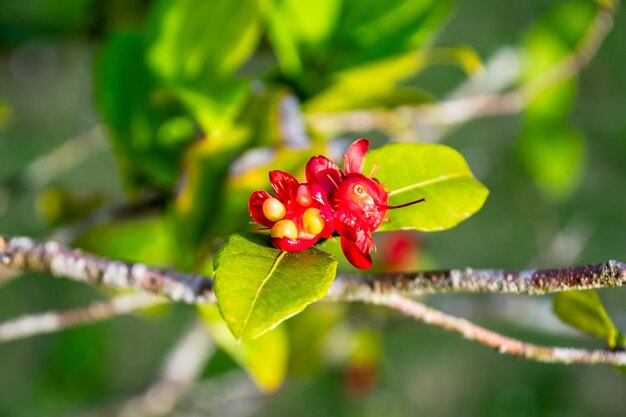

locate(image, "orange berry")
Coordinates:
270 219 298 240
302 208 325 235
296 184 313 207
262 198 286 222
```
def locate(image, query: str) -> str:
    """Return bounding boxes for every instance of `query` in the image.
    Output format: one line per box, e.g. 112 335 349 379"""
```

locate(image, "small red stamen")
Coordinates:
368 163 379 178
381 197 426 211
327 174 340 189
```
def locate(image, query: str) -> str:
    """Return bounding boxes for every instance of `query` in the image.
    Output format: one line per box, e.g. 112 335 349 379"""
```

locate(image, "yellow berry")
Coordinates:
296 184 313 207
302 208 325 235
270 219 298 240
262 198 286 222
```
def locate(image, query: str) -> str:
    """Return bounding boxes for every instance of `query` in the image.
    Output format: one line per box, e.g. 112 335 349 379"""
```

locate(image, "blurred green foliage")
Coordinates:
1 0 626 416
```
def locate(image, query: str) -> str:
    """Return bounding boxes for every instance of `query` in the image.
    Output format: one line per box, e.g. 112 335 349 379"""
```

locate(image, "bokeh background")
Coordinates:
1 0 626 416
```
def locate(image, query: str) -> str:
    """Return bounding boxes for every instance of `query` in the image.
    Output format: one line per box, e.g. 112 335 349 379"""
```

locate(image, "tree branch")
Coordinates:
1 234 625 301
370 293 626 366
2 234 626 366
0 235 214 304
325 261 626 299
0 293 164 343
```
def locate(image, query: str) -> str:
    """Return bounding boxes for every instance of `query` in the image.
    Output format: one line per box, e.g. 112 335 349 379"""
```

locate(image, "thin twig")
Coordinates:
0 293 164 343
118 320 215 417
307 2 617 135
371 293 626 366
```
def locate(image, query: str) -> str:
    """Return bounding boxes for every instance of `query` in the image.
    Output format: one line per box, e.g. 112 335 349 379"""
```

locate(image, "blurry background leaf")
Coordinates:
73 215 172 265
35 186 104 228
147 0 261 133
96 31 193 191
364 143 489 231
0 0 96 43
214 233 337 341
170 131 250 268
198 305 289 392
265 0 451 108
553 289 624 349
517 125 585 200
517 0 595 201
287 303 347 375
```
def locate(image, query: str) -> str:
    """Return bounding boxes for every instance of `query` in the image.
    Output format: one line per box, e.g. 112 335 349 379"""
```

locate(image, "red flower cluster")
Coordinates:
248 139 425 269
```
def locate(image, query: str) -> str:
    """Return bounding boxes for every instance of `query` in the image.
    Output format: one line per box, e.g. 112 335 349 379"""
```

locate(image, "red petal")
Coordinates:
344 138 369 175
305 155 343 195
272 236 319 252
340 238 373 270
248 190 274 227
334 209 375 269
269 170 299 201
334 209 362 242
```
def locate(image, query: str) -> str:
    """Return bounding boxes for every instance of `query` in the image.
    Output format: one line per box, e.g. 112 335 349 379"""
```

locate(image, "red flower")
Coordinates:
306 139 425 270
248 170 335 252
248 138 424 270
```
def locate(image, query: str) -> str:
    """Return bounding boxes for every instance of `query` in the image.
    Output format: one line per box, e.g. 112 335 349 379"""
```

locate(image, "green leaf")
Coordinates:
304 51 430 112
148 0 260 80
363 143 488 231
96 32 193 189
553 289 624 349
264 0 341 74
198 305 289 392
214 233 338 341
147 0 261 132
329 0 451 71
265 0 451 102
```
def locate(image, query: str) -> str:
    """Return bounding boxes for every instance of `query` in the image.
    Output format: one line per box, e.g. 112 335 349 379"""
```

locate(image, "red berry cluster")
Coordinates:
248 139 424 269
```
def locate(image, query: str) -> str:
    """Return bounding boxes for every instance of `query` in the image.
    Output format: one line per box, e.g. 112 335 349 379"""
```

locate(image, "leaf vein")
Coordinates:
238 250 287 340
388 172 470 196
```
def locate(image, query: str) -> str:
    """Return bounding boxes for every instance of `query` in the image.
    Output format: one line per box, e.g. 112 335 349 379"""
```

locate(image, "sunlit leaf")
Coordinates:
265 0 451 103
148 0 261 80
264 0 340 74
419 46 483 76
330 0 451 71
304 51 432 112
198 305 289 392
363 143 488 231
214 233 337 341
553 289 624 349
147 0 261 132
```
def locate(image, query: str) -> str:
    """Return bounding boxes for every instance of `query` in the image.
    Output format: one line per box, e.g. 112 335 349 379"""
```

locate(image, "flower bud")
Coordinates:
302 208 325 235
270 219 298 240
262 198 286 222
295 184 313 207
